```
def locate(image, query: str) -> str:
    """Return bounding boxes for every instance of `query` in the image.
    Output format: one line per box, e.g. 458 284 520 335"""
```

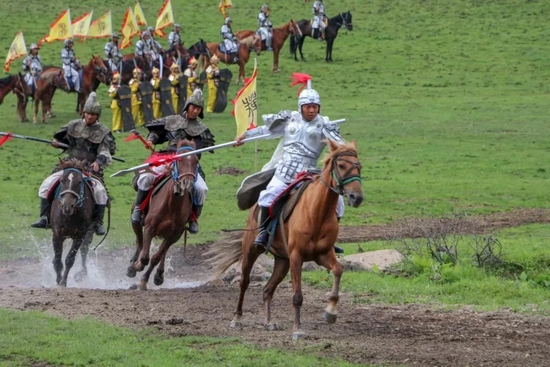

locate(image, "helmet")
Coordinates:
170 63 179 72
112 72 120 82
83 92 101 117
111 33 119 39
132 68 141 77
152 67 160 76
297 79 321 110
261 4 268 11
174 23 181 29
224 17 232 25
147 26 155 34
141 30 150 38
189 58 198 66
64 38 74 47
182 89 204 119
29 43 39 51
211 55 219 63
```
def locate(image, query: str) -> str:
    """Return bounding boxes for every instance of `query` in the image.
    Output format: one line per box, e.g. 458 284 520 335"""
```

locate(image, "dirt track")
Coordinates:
1 209 550 366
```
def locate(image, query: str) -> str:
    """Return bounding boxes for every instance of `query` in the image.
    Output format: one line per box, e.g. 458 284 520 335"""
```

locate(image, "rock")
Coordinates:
302 262 323 271
342 250 403 271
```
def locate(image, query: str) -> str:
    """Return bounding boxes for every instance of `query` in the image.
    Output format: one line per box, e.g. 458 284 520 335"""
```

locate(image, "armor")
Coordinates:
312 0 327 31
22 45 42 89
221 18 238 55
257 6 273 49
168 24 182 48
135 31 158 61
104 34 122 73
61 40 81 92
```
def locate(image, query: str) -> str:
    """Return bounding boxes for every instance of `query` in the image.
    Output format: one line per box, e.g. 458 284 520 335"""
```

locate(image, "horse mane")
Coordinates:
239 34 259 47
177 138 196 150
0 75 13 87
59 158 88 172
322 140 357 167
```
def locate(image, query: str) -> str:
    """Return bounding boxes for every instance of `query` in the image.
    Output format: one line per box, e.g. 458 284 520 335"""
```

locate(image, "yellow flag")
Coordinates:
233 61 258 136
87 11 112 39
4 31 27 72
154 0 174 37
38 9 72 46
134 2 148 27
120 7 140 50
72 11 93 39
219 0 233 18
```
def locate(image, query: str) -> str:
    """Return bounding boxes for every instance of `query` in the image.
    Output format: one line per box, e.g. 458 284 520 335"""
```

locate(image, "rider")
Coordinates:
131 89 215 234
22 43 42 94
221 17 239 63
205 55 220 113
235 76 346 253
135 31 158 69
109 72 122 133
183 58 198 98
147 26 164 55
31 92 116 236
151 67 162 119
104 33 122 74
169 63 182 114
61 38 81 93
312 0 326 41
257 4 273 51
168 24 183 51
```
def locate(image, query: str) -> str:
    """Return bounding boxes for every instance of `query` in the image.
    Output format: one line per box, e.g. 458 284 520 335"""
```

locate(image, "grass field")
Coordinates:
1 0 550 365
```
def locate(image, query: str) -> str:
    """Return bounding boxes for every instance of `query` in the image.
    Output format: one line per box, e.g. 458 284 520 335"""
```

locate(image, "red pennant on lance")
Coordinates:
247 122 256 130
124 133 139 142
124 132 153 150
290 72 312 95
0 132 14 147
144 153 177 167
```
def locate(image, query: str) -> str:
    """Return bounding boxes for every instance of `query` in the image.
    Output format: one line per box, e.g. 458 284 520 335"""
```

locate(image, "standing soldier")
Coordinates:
183 58 198 98
22 43 42 94
312 0 326 41
220 17 239 63
169 63 182 114
130 68 144 126
109 72 122 133
257 5 273 51
205 55 220 113
104 33 122 74
60 38 81 93
151 67 162 119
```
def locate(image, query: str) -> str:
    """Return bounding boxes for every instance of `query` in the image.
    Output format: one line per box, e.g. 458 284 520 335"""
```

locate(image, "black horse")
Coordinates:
189 39 211 60
290 11 353 63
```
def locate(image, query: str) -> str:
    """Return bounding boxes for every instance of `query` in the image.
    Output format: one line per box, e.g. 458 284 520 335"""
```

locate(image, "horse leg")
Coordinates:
153 244 171 286
127 223 143 278
273 48 280 73
238 62 244 85
52 235 64 285
263 256 290 331
299 38 306 61
74 230 93 282
315 250 343 323
230 237 263 329
139 238 172 290
33 99 39 124
327 38 334 63
134 226 153 272
59 237 83 287
290 251 306 340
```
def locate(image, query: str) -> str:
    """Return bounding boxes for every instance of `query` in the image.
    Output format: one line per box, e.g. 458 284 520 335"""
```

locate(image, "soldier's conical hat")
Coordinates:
182 89 204 119
83 92 101 117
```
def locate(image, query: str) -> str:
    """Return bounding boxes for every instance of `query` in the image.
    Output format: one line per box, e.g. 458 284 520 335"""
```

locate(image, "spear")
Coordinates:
0 132 126 162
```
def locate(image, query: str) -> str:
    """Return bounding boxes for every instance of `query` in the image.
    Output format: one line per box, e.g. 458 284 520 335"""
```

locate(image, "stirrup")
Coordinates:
254 230 269 248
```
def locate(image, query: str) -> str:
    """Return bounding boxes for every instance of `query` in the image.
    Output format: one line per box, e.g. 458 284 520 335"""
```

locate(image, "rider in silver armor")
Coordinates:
235 77 346 253
168 24 182 50
221 17 239 63
135 31 159 67
22 43 42 93
61 38 81 92
104 33 122 74
312 0 326 41
147 26 164 54
257 5 273 51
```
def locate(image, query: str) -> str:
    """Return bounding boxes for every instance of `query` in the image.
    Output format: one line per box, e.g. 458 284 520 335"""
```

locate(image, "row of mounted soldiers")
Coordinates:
107 56 232 132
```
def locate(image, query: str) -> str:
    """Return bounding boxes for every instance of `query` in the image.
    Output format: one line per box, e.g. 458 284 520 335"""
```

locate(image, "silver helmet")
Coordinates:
29 43 39 51
64 38 74 47
83 92 101 117
298 79 321 111
224 17 232 25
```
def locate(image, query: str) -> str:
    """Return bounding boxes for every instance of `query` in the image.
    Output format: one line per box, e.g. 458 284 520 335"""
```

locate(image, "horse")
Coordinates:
69 55 110 115
290 11 353 63
109 55 148 85
126 139 199 290
165 43 191 73
206 139 364 340
0 73 30 107
205 35 262 84
236 20 301 73
49 158 96 287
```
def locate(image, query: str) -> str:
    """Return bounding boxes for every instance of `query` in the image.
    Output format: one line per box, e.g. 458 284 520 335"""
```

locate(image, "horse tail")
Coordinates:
204 230 244 280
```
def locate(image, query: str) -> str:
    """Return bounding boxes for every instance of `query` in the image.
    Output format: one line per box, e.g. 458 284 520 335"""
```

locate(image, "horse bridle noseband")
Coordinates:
171 146 198 182
322 150 362 195
337 13 352 29
58 168 90 208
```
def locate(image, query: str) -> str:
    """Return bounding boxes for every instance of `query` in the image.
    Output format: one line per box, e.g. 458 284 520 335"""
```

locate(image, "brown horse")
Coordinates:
73 55 110 115
205 35 262 84
126 139 199 290
0 73 30 106
236 20 300 72
207 139 364 340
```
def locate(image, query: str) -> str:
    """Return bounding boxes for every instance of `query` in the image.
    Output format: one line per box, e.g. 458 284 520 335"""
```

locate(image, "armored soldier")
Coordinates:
131 89 215 234
104 33 122 73
135 31 158 67
235 77 345 253
168 24 182 50
205 55 220 113
257 4 273 51
22 43 42 93
312 0 326 41
31 92 116 235
147 26 164 54
221 17 239 63
61 38 81 92
183 58 198 98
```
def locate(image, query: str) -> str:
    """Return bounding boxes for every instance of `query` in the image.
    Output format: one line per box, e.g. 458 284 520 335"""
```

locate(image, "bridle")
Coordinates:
322 150 362 195
171 146 198 182
57 168 90 208
336 12 352 30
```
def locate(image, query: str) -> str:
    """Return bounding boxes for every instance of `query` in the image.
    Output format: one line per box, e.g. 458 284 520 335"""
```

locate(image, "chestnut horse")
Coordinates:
205 35 262 84
126 139 199 290
236 20 301 72
0 73 30 106
72 55 110 115
207 140 364 340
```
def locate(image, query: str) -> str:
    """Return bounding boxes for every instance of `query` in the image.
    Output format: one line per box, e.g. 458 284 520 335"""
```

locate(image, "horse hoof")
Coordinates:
265 323 280 331
126 266 137 278
128 284 138 290
138 280 148 290
153 274 164 286
292 330 306 340
323 310 337 324
230 321 242 329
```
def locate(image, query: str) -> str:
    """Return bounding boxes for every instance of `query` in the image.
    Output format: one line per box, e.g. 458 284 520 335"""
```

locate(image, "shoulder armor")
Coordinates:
164 115 187 132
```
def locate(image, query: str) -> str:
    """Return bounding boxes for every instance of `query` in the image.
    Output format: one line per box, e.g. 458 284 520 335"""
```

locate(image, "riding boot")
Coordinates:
131 189 149 224
266 37 273 51
334 217 344 254
254 206 272 248
30 198 51 229
94 205 107 236
188 204 203 234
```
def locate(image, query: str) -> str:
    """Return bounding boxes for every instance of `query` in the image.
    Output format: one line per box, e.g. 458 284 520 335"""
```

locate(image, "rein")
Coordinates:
321 150 362 195
171 146 197 182
335 13 352 28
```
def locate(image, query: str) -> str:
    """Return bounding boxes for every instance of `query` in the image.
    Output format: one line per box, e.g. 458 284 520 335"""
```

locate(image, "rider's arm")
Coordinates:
104 43 111 58
22 57 29 71
96 134 114 168
321 117 344 143
61 50 71 66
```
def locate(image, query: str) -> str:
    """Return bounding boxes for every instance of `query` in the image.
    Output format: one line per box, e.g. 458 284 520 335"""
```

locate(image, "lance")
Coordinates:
110 133 273 178
0 132 126 162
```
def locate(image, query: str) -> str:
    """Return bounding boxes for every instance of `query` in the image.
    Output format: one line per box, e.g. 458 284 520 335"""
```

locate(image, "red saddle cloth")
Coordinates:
268 171 315 219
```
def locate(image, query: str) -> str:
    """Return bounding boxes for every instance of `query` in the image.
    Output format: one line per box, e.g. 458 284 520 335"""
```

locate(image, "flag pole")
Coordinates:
253 58 258 172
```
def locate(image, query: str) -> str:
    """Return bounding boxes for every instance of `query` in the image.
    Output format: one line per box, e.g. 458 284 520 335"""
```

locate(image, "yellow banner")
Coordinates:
233 63 258 136
120 7 140 49
134 2 147 26
4 31 27 72
219 0 233 18
87 11 112 39
72 11 93 39
39 9 72 46
155 0 174 37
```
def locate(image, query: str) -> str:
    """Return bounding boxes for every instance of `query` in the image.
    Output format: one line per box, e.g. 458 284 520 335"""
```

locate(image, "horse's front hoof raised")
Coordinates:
323 310 337 324
126 266 137 278
292 330 306 340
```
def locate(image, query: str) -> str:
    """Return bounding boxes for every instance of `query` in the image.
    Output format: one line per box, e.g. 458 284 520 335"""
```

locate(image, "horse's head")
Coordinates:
323 139 363 208
241 35 262 56
171 139 199 196
90 55 110 84
289 19 302 37
341 11 353 31
57 159 89 216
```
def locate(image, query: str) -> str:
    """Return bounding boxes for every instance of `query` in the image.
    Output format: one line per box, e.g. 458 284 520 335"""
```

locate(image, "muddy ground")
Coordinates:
1 208 550 366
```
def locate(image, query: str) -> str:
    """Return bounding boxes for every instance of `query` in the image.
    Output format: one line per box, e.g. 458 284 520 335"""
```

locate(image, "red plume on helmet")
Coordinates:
290 73 312 95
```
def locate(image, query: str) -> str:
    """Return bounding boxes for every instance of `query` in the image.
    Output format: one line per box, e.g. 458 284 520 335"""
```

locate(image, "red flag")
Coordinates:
0 132 13 147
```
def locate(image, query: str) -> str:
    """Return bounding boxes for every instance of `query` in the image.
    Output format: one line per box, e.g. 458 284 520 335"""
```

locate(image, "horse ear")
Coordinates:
351 139 357 150
327 139 339 152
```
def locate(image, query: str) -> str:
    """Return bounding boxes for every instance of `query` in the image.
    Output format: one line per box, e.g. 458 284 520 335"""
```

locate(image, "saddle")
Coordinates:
65 69 83 91
267 171 315 222
218 43 237 55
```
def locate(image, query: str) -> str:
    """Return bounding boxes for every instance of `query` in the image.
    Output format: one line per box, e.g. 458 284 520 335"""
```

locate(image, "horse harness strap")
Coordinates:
321 151 362 195
56 168 95 208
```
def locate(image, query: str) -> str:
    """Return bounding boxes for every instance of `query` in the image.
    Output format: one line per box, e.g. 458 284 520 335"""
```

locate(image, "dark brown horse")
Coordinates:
207 140 364 339
204 35 262 84
126 139 199 290
0 73 30 106
236 20 300 72
50 158 96 287
73 55 110 115
290 11 353 63
119 50 181 82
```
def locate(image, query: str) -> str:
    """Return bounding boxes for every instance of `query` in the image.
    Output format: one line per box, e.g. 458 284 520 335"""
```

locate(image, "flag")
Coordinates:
219 0 232 18
72 11 93 39
154 0 174 37
134 2 148 26
4 31 27 72
38 9 72 47
232 61 258 136
87 10 112 39
120 7 140 49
